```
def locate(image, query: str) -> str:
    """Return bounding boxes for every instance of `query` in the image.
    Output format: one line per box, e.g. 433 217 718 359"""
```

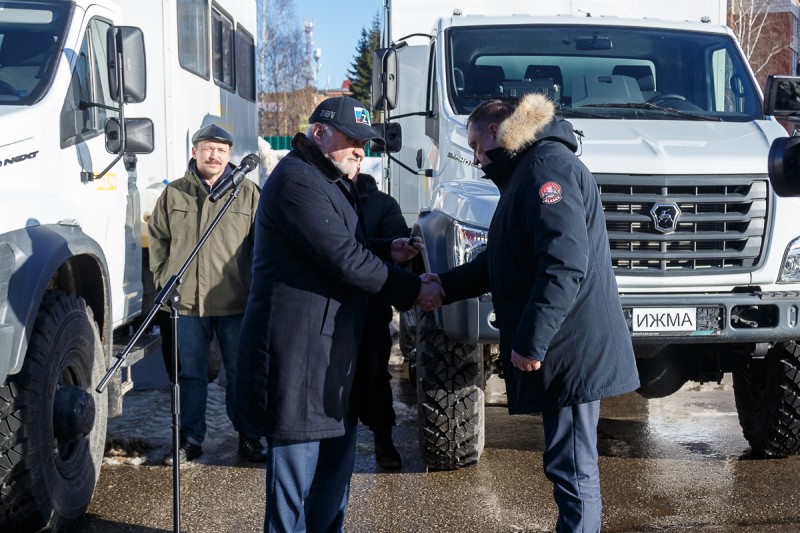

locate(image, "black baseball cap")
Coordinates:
192 124 233 146
309 96 384 143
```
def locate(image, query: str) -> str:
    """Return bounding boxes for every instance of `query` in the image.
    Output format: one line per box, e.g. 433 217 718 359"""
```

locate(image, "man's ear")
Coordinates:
488 123 499 138
311 123 326 143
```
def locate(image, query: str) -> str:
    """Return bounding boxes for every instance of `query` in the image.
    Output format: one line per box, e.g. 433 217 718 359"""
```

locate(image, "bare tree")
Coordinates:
728 0 789 79
257 0 315 136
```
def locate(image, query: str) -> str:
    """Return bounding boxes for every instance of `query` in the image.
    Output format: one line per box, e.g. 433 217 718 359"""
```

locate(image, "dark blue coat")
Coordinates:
439 94 639 414
234 134 420 440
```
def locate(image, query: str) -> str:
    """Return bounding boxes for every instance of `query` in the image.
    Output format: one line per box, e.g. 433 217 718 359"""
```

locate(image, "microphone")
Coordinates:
208 153 259 202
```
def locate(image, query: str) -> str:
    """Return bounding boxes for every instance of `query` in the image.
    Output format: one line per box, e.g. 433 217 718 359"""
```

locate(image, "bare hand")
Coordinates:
391 236 424 264
417 273 445 311
511 350 542 372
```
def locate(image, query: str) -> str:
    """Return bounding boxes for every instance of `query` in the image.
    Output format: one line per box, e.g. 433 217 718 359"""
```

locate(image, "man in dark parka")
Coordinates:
429 93 639 532
348 166 410 469
234 96 437 532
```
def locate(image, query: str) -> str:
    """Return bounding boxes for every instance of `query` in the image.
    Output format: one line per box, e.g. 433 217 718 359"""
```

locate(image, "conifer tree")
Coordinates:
347 12 381 114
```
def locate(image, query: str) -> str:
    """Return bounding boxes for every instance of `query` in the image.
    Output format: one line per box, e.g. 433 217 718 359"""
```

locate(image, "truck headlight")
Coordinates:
453 221 488 266
779 237 800 283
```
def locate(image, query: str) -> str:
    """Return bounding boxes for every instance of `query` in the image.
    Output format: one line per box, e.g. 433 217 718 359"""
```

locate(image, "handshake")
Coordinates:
388 236 445 312
417 273 444 312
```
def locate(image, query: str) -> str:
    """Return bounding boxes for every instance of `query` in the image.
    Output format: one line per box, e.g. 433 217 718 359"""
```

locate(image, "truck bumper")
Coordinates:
620 291 800 343
439 291 800 345
440 294 501 344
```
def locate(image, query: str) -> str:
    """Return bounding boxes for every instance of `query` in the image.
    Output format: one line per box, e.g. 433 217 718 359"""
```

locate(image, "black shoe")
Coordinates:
238 434 268 463
163 439 203 466
374 429 402 470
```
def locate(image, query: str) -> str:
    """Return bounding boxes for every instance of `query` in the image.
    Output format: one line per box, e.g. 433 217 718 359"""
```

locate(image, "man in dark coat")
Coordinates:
427 93 639 532
349 166 410 470
234 96 439 531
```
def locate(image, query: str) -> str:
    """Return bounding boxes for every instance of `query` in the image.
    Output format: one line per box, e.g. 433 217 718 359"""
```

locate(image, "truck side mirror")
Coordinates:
105 118 154 154
107 26 146 104
369 122 402 154
372 48 397 111
764 75 800 117
764 75 800 197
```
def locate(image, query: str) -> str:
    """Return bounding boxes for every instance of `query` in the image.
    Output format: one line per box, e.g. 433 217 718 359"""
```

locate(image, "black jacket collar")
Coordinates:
481 146 524 194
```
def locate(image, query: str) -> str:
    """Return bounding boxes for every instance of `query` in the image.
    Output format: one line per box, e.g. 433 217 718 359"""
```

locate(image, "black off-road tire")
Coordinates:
0 291 107 531
415 310 484 470
732 341 800 457
398 310 416 359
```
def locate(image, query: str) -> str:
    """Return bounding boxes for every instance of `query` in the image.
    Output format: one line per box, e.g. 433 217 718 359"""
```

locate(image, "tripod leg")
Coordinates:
170 300 181 533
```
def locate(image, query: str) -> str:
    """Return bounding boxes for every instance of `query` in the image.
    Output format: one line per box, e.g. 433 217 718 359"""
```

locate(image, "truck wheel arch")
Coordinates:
2 225 110 382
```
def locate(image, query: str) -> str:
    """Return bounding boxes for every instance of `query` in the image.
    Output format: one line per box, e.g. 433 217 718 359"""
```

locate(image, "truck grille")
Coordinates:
596 175 769 274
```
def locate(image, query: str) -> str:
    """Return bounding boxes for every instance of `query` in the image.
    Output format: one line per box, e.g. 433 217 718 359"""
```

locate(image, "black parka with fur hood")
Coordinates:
439 94 639 413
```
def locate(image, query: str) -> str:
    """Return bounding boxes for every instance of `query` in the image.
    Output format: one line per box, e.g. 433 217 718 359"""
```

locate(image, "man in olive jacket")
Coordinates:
148 124 266 465
234 97 434 531
430 94 639 532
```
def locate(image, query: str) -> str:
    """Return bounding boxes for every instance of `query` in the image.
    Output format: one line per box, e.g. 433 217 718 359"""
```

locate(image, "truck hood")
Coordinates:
572 119 784 175
0 106 39 149
431 180 498 227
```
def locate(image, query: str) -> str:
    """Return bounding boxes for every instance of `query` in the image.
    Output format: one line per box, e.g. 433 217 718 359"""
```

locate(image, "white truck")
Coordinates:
373 0 800 470
0 0 256 529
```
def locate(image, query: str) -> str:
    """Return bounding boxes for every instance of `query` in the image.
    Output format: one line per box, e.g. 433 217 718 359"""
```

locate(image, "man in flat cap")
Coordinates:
235 97 443 530
149 123 267 465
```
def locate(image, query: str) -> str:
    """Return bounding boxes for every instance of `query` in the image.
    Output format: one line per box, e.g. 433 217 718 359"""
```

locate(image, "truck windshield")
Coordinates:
0 1 71 105
446 24 761 122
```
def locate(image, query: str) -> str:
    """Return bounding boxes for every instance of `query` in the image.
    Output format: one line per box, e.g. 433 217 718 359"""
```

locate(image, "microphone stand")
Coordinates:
97 183 245 533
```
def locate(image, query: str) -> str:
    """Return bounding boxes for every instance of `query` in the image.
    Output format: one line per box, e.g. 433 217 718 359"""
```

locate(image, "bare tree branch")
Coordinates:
728 0 789 77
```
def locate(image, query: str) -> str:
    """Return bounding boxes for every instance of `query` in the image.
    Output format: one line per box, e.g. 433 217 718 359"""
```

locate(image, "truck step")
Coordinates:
113 333 162 368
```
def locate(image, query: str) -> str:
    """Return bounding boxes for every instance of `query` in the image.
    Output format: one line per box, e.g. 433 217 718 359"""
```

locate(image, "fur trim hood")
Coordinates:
496 93 578 155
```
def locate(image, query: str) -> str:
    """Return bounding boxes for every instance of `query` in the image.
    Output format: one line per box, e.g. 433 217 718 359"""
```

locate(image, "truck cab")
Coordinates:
375 2 800 470
0 0 256 529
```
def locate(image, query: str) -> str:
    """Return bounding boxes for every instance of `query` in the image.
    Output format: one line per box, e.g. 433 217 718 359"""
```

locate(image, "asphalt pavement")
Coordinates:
80 343 800 532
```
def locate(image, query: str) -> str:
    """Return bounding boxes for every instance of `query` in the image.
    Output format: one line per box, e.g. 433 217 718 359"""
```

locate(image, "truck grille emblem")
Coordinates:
650 203 681 234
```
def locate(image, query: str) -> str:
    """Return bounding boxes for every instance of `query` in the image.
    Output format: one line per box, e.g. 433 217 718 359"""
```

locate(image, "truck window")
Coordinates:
445 24 762 122
236 25 255 101
211 5 234 91
710 47 753 114
0 1 69 106
60 18 118 148
178 0 209 79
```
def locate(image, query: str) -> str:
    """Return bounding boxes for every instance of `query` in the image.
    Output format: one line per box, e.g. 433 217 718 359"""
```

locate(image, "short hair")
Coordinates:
306 122 333 139
467 100 515 131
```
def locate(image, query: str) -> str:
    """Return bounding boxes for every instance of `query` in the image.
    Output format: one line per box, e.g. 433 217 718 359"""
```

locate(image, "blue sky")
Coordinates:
293 0 383 90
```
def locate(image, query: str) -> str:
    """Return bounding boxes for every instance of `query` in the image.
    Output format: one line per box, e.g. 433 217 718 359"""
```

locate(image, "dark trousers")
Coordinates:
355 318 396 431
355 308 395 431
176 314 260 444
542 400 602 533
264 426 357 532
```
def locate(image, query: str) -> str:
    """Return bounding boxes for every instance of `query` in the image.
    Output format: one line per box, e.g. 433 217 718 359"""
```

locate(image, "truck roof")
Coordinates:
389 0 727 42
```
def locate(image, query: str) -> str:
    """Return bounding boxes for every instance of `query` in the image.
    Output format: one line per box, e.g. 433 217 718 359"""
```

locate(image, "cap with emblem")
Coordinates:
191 124 233 146
309 96 384 143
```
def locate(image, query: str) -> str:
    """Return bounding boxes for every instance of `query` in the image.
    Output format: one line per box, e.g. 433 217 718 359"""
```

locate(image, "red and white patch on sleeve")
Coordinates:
539 181 562 204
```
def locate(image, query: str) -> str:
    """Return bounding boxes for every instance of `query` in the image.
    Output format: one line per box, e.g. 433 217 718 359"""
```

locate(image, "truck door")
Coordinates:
59 13 142 327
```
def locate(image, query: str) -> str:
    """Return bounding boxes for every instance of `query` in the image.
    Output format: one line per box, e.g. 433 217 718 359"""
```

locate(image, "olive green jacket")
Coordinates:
148 164 260 316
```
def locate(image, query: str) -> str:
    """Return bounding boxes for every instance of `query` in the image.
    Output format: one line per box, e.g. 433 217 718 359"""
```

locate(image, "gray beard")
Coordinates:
327 156 358 177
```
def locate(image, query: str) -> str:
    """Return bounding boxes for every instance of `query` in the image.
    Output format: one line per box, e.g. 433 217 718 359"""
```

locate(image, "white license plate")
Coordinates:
631 307 697 332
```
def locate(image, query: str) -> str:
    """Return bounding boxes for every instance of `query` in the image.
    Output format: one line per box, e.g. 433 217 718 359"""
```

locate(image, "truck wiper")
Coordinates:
557 107 617 119
581 102 722 121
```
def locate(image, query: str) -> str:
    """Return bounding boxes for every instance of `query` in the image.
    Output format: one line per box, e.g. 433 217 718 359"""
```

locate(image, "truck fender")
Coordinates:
413 209 455 278
0 224 110 383
413 209 459 328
